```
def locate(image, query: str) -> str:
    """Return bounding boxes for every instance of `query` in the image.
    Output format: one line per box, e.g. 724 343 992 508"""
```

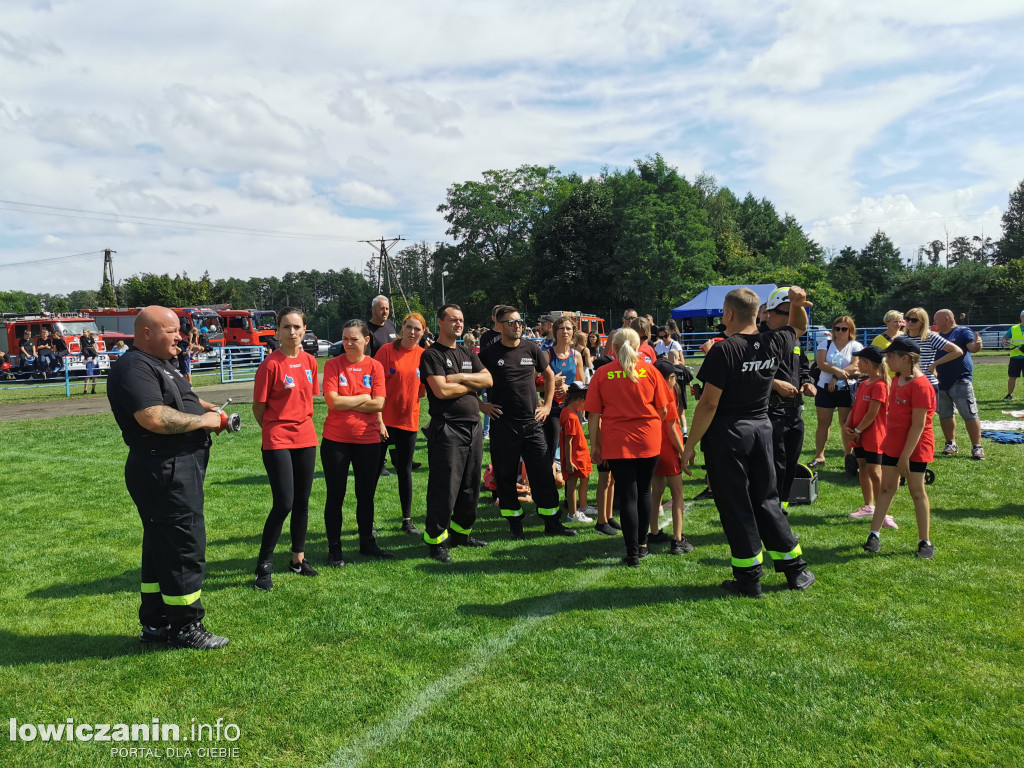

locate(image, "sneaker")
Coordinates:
721 579 763 598
428 544 451 563
943 441 958 455
581 506 599 518
647 529 671 544
882 515 899 530
360 539 396 559
168 621 229 650
849 505 875 519
544 520 578 537
254 562 274 591
411 461 422 470
786 570 815 590
638 545 650 559
483 432 490 441
916 541 935 559
379 467 391 477
140 624 170 644
327 544 345 568
288 559 318 577
1003 394 1014 402
568 510 590 523
594 522 619 536
807 459 826 470
863 533 881 553
669 537 693 555
400 518 421 536
694 486 715 500
508 517 526 540
621 555 640 568
607 518 622 530
448 531 488 548
971 445 985 460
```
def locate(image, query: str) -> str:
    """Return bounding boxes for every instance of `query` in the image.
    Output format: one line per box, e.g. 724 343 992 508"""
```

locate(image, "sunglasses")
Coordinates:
833 326 849 332
905 317 921 323
504 319 524 327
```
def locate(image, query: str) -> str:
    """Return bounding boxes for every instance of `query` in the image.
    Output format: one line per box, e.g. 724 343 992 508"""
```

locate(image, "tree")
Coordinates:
996 180 1024 265
972 235 996 264
947 236 973 267
918 239 945 267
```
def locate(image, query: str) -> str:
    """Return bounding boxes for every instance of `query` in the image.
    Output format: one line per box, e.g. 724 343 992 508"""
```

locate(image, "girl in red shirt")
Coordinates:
559 383 592 523
843 346 893 527
864 337 937 559
322 319 389 565
585 329 681 566
375 312 427 535
650 360 692 554
252 307 321 590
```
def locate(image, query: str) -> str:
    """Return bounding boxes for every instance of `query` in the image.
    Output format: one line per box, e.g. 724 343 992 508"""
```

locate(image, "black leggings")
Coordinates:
608 456 658 559
321 438 381 543
258 447 317 561
377 426 417 519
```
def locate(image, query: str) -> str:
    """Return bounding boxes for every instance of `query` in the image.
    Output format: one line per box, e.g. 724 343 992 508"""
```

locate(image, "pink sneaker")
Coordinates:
882 515 899 529
849 505 875 519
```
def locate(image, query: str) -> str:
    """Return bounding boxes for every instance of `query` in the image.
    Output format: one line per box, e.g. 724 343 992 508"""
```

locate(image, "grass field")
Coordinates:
1 364 1022 767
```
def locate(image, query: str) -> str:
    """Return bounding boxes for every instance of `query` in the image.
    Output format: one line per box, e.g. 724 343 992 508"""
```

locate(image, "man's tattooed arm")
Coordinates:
135 406 219 434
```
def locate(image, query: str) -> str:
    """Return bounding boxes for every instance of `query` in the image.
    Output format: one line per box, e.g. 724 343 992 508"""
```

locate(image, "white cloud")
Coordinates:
238 171 315 206
335 181 396 209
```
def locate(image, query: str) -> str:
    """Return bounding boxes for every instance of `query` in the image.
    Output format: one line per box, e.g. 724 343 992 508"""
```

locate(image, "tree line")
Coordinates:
4 157 1024 337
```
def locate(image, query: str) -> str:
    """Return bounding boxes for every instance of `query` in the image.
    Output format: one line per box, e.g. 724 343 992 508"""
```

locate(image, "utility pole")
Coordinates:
360 236 408 312
101 248 117 305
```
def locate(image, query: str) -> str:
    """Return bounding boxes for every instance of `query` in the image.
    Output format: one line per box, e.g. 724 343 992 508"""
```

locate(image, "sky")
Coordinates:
2 0 1023 295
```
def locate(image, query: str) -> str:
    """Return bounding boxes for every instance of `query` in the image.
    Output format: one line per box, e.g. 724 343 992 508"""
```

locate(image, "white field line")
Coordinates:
325 566 609 768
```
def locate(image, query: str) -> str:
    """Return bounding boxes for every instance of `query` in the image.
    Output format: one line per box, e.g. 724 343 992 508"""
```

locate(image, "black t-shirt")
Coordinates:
20 338 35 356
697 326 797 418
420 342 485 422
367 320 398 358
107 347 210 451
758 321 804 392
478 339 548 424
36 336 54 352
80 334 98 358
478 329 502 352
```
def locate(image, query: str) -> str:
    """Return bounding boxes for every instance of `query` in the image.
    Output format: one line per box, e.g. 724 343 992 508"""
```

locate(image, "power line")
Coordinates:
0 199 362 243
0 250 105 270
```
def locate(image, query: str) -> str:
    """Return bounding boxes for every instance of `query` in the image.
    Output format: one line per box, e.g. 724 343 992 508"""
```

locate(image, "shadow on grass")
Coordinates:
0 631 151 665
458 582 733 618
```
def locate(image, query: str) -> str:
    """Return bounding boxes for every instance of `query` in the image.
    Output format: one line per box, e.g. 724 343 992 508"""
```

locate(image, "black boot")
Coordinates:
721 578 763 598
327 542 345 568
508 516 525 540
543 516 577 537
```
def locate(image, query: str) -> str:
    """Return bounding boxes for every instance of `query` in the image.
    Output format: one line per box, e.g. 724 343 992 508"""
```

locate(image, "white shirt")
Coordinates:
816 339 863 388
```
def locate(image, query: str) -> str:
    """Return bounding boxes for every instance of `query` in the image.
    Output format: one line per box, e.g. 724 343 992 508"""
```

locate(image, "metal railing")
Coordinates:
218 345 266 383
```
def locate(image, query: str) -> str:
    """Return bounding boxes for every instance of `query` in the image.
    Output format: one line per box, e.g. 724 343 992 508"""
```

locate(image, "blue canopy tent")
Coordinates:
670 284 778 320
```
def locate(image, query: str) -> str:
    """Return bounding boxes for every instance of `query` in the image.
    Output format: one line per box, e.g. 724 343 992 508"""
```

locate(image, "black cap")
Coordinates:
653 359 681 380
592 355 614 370
852 345 884 365
886 336 921 355
565 381 588 397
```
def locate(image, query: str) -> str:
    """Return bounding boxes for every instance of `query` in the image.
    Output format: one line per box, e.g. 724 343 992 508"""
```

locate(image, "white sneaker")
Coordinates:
581 505 599 518
568 510 590 523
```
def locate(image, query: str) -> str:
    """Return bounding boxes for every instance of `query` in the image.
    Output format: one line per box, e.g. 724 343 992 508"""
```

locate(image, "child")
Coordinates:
650 360 692 554
589 355 621 536
560 383 594 523
843 346 895 528
864 337 937 558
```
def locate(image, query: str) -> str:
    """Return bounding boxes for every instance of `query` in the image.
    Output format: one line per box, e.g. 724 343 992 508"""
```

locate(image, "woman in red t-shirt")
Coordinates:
322 319 389 565
843 346 892 527
251 307 321 590
864 337 937 559
585 329 682 567
375 312 427 535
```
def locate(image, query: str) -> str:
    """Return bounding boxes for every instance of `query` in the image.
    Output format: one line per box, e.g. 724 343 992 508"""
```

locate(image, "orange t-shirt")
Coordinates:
322 355 386 444
252 350 320 450
375 343 424 431
559 408 592 477
584 359 672 460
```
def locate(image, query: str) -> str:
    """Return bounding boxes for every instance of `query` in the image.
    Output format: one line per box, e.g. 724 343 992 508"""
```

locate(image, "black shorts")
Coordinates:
853 447 882 464
881 453 927 473
1009 357 1024 378
815 385 853 409
597 460 611 473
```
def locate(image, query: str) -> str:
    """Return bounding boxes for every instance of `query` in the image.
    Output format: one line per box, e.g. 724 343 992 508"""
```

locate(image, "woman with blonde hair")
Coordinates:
810 315 862 469
585 328 680 567
902 307 962 390
871 310 904 350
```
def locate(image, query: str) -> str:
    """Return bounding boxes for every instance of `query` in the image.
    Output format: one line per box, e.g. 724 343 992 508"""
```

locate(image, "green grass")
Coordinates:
1 365 1022 767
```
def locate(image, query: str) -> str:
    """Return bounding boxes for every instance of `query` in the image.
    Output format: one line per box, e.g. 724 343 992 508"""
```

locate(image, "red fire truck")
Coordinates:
87 306 225 345
542 311 609 345
1 312 110 377
217 309 278 346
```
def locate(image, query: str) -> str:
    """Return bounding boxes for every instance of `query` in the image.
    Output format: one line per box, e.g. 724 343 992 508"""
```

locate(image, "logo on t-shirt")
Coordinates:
520 357 532 365
445 359 453 368
389 367 396 374
305 370 313 384
742 359 776 372
462 362 472 370
497 359 505 367
362 374 372 388
338 373 348 386
283 375 295 389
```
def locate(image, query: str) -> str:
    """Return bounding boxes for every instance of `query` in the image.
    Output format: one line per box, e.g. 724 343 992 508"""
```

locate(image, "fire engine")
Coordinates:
0 312 110 377
541 311 608 344
87 306 225 344
217 309 278 346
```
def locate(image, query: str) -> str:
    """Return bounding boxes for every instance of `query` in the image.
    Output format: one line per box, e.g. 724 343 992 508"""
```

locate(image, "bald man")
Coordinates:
107 306 229 649
933 309 984 459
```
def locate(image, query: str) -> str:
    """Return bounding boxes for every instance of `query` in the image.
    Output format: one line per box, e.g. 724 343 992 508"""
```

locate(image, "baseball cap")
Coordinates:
538 314 555 323
852 345 884 365
886 336 921 355
566 381 588 397
592 355 614 370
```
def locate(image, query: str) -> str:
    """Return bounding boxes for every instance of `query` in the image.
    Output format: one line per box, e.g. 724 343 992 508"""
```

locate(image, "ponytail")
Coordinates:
612 329 641 382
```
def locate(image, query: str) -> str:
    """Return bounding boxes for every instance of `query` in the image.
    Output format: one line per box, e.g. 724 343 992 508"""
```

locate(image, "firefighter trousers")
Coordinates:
423 418 482 543
769 406 805 504
489 417 559 516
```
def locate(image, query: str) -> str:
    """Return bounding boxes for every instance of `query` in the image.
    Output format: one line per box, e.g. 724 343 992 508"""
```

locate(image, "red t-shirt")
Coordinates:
322 355 386 444
252 350 320 450
584 359 672 460
375 343 424 431
638 342 658 365
881 375 936 463
848 377 888 453
656 410 683 477
559 408 592 478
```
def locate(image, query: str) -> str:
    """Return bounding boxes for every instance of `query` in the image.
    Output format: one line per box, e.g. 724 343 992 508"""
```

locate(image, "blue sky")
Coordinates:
2 0 1023 293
